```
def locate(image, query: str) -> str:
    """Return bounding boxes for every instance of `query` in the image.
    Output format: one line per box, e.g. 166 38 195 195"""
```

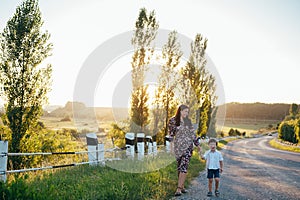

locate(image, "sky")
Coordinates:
0 0 300 107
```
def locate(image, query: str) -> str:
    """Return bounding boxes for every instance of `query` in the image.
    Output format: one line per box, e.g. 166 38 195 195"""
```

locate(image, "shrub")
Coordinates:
217 131 224 138
107 123 125 148
80 128 92 134
268 124 273 129
228 128 235 136
98 127 105 132
278 120 298 144
37 121 45 129
235 129 241 136
228 128 243 137
60 115 71 122
295 119 300 143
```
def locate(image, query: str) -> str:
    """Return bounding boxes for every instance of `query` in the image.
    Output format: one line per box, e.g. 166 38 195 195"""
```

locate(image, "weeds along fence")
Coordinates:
0 132 171 183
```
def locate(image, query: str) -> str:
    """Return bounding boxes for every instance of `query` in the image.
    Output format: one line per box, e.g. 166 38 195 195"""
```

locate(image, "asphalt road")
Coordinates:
171 135 300 200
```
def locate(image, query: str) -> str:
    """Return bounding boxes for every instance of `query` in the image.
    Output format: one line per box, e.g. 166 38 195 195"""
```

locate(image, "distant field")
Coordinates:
40 116 113 133
41 116 279 138
220 119 279 136
41 116 279 135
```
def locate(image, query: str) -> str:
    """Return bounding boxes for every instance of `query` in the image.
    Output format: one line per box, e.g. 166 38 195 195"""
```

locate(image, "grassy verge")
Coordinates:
269 138 300 153
0 152 205 200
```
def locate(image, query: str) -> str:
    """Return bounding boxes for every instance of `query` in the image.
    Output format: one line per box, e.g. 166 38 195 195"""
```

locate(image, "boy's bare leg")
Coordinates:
215 178 220 191
208 178 213 192
215 178 220 196
215 178 220 190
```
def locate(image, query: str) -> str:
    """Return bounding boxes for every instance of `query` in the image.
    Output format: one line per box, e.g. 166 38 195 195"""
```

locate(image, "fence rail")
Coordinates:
0 147 122 157
0 132 164 183
2 157 121 175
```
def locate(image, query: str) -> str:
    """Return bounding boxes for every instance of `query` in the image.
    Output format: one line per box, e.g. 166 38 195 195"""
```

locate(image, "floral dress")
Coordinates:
168 117 200 173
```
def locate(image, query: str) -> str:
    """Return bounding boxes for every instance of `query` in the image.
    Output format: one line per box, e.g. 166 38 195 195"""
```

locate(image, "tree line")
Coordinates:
220 102 290 121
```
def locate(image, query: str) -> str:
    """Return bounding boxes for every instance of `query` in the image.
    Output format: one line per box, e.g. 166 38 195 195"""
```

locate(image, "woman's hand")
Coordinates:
197 146 202 153
198 146 203 159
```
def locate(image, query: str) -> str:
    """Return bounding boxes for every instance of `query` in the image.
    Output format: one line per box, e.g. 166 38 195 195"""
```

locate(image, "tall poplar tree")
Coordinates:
130 8 158 132
158 31 182 136
151 89 164 144
181 34 217 136
202 74 217 136
0 0 52 168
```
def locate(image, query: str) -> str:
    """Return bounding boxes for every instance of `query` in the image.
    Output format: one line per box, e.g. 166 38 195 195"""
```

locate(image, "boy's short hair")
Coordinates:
208 138 217 144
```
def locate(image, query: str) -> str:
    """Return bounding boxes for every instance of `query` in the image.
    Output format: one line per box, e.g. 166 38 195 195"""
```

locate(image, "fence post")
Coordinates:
0 141 8 182
152 135 157 155
86 133 98 165
145 135 153 154
97 143 105 165
125 133 135 158
153 141 157 155
137 133 145 160
165 135 171 152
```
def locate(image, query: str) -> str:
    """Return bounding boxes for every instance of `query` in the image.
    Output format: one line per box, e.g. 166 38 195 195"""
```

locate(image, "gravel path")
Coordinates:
170 136 300 200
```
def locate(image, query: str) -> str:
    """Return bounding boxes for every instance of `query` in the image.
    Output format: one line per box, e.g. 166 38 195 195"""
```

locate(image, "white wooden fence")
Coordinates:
0 132 165 183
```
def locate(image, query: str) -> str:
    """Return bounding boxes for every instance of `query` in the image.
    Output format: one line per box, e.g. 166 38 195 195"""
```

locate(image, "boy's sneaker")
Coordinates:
207 191 213 197
215 190 220 196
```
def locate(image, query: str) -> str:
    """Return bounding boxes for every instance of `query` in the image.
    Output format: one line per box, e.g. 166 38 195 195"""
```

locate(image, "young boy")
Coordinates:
201 138 224 197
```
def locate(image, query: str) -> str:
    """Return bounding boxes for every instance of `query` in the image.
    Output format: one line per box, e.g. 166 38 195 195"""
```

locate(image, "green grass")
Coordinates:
0 150 206 200
106 152 175 173
269 138 300 153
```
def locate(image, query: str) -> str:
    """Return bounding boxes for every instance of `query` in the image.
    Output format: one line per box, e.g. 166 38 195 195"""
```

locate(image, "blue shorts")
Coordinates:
207 169 220 179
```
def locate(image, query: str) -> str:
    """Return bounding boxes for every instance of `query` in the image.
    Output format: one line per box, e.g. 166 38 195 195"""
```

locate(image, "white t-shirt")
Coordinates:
203 150 223 169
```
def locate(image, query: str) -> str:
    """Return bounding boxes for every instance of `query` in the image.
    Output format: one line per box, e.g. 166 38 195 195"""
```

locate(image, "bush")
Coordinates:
217 131 224 138
98 127 105 132
228 128 244 137
108 123 125 148
228 128 235 136
80 128 92 134
268 124 273 129
293 119 300 144
235 129 241 136
278 120 299 144
37 121 45 129
60 115 71 122
14 128 84 169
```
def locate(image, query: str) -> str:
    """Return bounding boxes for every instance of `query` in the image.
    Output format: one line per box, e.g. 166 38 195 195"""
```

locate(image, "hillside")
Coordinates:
47 101 129 121
219 102 290 121
46 101 292 122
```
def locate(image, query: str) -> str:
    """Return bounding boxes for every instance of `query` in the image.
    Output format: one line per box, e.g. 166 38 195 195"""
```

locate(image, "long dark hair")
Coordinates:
174 104 192 127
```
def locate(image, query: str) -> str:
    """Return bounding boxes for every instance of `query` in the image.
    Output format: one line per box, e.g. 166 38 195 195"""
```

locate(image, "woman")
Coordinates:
168 104 202 196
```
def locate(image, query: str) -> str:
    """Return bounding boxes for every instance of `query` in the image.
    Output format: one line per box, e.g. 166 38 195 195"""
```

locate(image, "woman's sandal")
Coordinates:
174 187 182 196
181 187 188 193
